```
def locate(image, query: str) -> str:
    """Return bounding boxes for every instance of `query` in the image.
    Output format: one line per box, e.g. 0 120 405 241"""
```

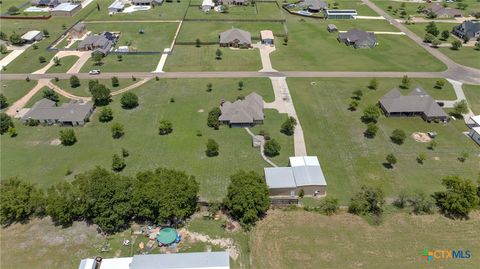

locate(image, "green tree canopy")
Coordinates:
42 88 60 103
59 129 77 146
280 116 297 136
0 94 8 109
120 92 139 109
158 120 173 135
433 176 479 219
264 139 281 157
205 138 219 157
348 185 385 218
1 113 14 135
0 179 45 225
361 105 381 123
46 181 83 226
99 107 113 122
90 83 111 106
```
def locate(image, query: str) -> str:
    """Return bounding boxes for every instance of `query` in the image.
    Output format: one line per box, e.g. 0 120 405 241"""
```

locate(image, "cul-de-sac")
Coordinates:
0 0 479 268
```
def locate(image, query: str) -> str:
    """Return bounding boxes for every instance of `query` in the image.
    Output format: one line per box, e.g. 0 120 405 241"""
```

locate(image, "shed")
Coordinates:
70 22 87 39
108 0 125 13
21 30 43 43
129 252 230 269
327 24 337 32
202 0 214 12
50 3 81 16
260 30 274 45
325 9 357 19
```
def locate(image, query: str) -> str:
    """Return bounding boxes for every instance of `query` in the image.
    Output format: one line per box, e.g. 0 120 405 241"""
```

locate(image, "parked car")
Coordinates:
89 70 101 75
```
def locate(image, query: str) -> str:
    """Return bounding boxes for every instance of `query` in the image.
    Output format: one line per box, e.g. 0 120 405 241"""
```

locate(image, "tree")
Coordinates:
90 83 111 106
92 52 104 65
99 107 113 122
408 191 434 215
451 40 462 50
238 81 244 90
205 139 219 157
0 44 7 54
348 185 385 220
0 94 8 109
361 104 381 123
42 29 50 37
264 139 281 157
120 92 139 109
319 196 339 215
400 75 410 89
417 152 427 164
42 88 59 103
111 76 119 87
111 122 124 139
368 78 378 90
158 120 173 135
441 30 450 41
224 171 270 228
112 154 126 172
435 80 445 89
393 190 409 209
215 48 222 60
390 129 407 145
206 82 213 92
45 181 82 226
433 176 479 219
9 33 22 46
425 21 439 36
0 31 6 41
364 122 378 138
116 54 123 62
280 116 297 136
88 79 99 91
424 33 435 43
348 100 359 111
207 107 221 129
458 151 469 162
453 100 468 115
38 56 46 63
7 6 20 15
131 168 199 225
59 129 77 146
283 35 288 45
431 38 441 47
428 140 437 150
196 38 201 47
53 56 60 66
122 148 129 157
386 153 397 168
0 113 14 135
69 75 80 88
352 89 363 100
0 179 45 225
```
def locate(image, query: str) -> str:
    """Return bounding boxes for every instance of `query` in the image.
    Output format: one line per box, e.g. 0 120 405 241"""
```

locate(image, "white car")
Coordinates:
89 70 101 75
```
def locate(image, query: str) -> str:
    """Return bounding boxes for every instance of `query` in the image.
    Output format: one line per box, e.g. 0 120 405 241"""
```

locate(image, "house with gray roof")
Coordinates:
219 28 252 48
22 98 94 126
70 22 87 38
264 156 327 197
298 0 327 12
77 32 117 55
452 21 480 41
220 0 249 6
30 0 68 7
424 3 462 18
131 0 163 6
338 29 377 48
379 87 449 122
219 92 264 127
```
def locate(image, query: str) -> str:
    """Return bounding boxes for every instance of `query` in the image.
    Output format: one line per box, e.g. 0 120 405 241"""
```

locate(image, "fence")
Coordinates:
271 198 299 205
0 15 51 20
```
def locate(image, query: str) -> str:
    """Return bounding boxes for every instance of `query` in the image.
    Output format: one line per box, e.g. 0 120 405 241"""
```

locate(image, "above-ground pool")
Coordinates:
296 11 312 16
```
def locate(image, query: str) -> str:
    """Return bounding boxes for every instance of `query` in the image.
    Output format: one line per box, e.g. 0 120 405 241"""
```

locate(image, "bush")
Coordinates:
122 148 129 157
264 139 281 157
390 129 406 145
42 88 59 103
386 153 397 167
319 196 339 215
453 100 468 115
111 76 119 87
400 75 410 89
111 122 124 139
348 100 359 111
207 107 221 129
112 154 126 172
280 116 297 136
451 40 462 50
433 176 479 219
59 129 77 146
1 113 14 135
368 78 378 90
417 152 427 164
0 94 8 109
120 92 139 109
70 75 80 88
298 189 304 198
8 126 17 137
408 192 434 215
7 6 20 15
205 139 219 157
158 120 173 135
25 118 40 126
98 107 113 122
364 122 378 138
361 105 381 123
38 56 46 63
434 80 445 89
348 185 385 220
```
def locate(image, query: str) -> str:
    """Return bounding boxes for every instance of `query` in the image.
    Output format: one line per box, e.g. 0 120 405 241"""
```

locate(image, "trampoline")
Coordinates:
156 228 177 245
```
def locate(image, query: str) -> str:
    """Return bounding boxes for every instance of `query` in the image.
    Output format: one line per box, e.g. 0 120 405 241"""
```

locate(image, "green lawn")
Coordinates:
45 55 79 74
328 0 379 16
251 210 480 269
0 0 30 13
80 54 160 72
1 78 293 200
85 22 179 51
52 78 137 97
288 78 478 203
406 22 458 44
24 86 70 107
184 2 284 20
176 21 285 43
439 47 480 69
270 19 446 71
464 84 480 115
85 1 190 21
0 80 34 111
371 0 426 19
164 45 261 71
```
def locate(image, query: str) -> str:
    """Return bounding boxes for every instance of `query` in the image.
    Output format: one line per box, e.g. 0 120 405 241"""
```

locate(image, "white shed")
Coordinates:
21 30 43 43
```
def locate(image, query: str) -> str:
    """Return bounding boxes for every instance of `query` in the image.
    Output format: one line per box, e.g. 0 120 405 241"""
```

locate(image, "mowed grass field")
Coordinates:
85 1 190 21
45 55 79 73
85 22 179 51
80 54 160 72
406 22 458 44
288 78 479 203
184 2 284 20
51 78 137 97
1 78 293 200
270 18 446 71
251 210 480 269
464 84 480 115
439 47 480 69
0 80 35 112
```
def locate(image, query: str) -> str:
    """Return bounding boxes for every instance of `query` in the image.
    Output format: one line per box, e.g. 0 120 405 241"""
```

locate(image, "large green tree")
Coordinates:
1 113 14 135
433 176 479 219
361 105 381 123
90 83 111 106
120 92 139 109
46 181 83 226
0 179 45 225
348 185 385 218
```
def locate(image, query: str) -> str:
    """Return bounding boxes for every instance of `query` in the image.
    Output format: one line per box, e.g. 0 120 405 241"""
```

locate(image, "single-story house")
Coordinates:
108 0 125 13
202 0 214 12
264 156 327 197
327 24 337 32
22 99 94 126
452 21 480 41
338 29 377 49
220 0 248 6
219 92 264 127
298 0 327 13
50 3 81 16
424 3 462 18
219 28 252 48
78 251 230 269
379 87 449 122
260 30 274 45
21 30 43 43
69 22 87 39
131 0 163 6
77 32 117 55
467 115 480 145
30 0 68 7
324 9 357 19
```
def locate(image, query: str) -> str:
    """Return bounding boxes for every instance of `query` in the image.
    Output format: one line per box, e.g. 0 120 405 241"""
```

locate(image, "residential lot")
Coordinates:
0 78 293 200
79 54 160 72
439 47 480 69
465 84 480 114
270 18 446 71
85 1 190 21
51 78 137 97
288 78 478 203
251 210 480 269
45 55 79 73
0 80 35 111
372 0 480 19
184 1 284 20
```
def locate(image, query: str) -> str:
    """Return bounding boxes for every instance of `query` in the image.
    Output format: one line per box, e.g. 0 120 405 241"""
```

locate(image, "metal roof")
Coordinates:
264 167 297 189
78 259 95 269
325 9 358 15
265 156 327 189
129 251 230 269
21 30 42 41
51 3 79 11
260 30 274 40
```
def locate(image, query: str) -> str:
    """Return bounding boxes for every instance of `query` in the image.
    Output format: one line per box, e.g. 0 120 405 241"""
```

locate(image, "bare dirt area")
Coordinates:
411 132 432 143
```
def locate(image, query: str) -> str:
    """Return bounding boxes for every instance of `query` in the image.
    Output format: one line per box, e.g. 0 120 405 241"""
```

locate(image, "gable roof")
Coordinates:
219 28 251 44
260 30 274 40
338 29 376 43
21 30 42 41
456 21 480 38
299 0 327 10
71 22 86 32
129 251 230 269
22 99 93 122
426 3 462 17
264 156 327 189
219 92 264 124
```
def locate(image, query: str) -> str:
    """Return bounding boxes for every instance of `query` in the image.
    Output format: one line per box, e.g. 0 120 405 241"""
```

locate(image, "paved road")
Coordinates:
361 0 480 85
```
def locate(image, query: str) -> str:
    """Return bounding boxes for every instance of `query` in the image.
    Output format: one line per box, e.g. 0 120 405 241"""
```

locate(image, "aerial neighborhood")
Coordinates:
0 0 479 268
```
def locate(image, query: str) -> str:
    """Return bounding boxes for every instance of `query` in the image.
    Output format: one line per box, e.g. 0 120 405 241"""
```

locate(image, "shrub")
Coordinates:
400 75 410 89
42 88 59 103
264 139 281 157
348 185 385 219
451 40 462 50
205 139 219 157
98 107 113 122
120 92 139 109
0 94 8 109
280 116 297 136
111 122 124 139
112 154 126 172
386 153 397 168
368 78 378 90
319 196 339 215
158 120 173 135
364 122 378 138
433 176 479 219
1 113 14 134
390 129 406 145
111 76 119 87
207 107 221 129
361 105 381 123
59 129 77 146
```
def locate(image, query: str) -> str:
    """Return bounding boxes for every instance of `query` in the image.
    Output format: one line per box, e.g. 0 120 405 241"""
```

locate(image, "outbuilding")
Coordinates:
21 30 43 43
202 0 214 12
469 127 480 145
50 3 81 16
69 22 87 39
325 9 357 19
108 0 125 13
327 24 337 32
260 30 274 45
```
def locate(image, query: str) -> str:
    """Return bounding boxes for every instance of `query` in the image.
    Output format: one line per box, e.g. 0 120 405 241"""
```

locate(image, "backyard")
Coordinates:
184 1 284 20
84 1 190 21
288 77 478 203
464 84 480 114
80 54 160 72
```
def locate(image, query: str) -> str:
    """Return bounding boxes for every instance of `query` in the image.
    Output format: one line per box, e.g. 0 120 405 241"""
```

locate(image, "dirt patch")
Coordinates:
50 139 61 146
411 132 432 143
179 229 239 260
434 156 440 160
197 109 204 113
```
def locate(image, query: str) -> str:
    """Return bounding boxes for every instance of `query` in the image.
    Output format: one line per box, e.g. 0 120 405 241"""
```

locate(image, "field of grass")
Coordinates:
1 78 293 200
85 22 179 51
372 0 425 19
439 47 480 69
176 21 285 43
328 0 378 16
0 0 29 13
464 84 480 115
0 80 34 111
164 45 261 71
270 18 446 71
288 77 478 203
51 78 137 97
45 55 79 74
251 210 480 269
85 1 190 21
185 2 284 20
80 54 160 72
406 22 458 43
